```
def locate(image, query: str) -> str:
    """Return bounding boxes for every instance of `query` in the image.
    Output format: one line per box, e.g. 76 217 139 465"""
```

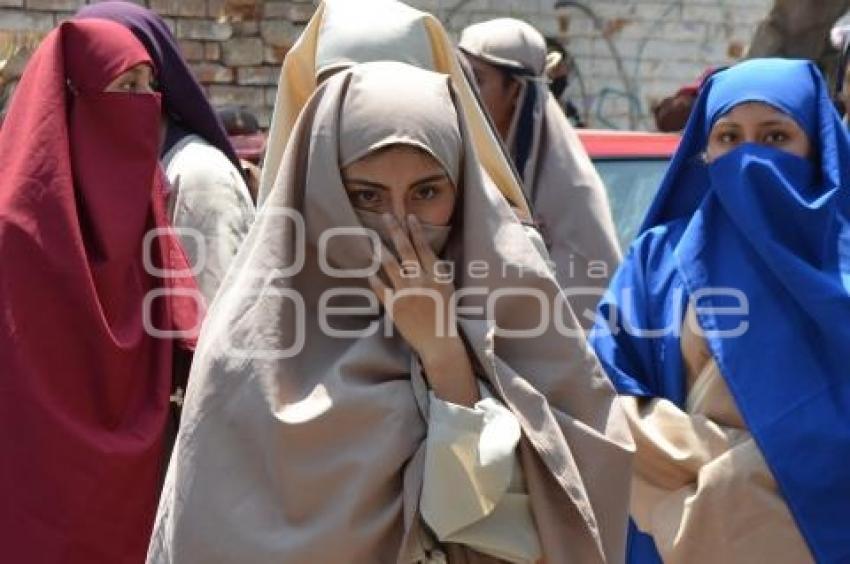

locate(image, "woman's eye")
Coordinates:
718 132 737 144
764 131 789 144
121 79 140 92
413 185 438 200
349 190 381 207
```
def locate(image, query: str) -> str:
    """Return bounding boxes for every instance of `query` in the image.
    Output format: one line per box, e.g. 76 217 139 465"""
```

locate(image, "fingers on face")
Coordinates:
367 273 389 305
407 215 437 272
374 214 447 289
384 214 419 266
377 242 404 288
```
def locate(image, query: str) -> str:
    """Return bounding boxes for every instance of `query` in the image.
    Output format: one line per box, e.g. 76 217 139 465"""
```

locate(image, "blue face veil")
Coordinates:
592 58 850 563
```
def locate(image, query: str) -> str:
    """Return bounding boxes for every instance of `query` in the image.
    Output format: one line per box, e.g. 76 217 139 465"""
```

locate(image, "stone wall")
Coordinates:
1 0 776 129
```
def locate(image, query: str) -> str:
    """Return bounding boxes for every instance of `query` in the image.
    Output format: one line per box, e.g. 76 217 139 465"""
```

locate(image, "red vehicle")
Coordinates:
577 129 680 248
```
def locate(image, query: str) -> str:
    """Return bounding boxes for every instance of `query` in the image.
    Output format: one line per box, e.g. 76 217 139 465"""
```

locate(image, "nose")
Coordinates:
390 196 408 228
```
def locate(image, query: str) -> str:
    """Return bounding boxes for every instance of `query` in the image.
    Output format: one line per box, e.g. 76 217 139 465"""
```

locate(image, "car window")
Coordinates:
594 158 670 249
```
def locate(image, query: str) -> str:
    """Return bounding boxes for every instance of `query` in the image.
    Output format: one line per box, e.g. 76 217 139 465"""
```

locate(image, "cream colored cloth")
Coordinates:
624 305 813 564
256 0 528 217
459 20 622 331
148 62 633 564
163 134 255 304
422 386 541 564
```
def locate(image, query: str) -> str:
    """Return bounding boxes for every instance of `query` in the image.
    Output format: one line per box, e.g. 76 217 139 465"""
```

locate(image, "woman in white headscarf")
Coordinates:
148 62 633 564
459 19 622 331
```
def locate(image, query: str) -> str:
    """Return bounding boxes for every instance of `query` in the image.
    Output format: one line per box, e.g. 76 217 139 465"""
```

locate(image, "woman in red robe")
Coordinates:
0 19 200 563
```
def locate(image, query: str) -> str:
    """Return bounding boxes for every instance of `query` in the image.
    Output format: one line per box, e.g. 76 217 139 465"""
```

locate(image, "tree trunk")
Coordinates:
747 0 850 78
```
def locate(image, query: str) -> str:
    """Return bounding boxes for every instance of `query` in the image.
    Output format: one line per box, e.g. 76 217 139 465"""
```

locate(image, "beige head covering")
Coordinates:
315 0 435 77
460 19 622 331
458 18 546 76
337 66 461 181
257 0 528 216
148 62 633 564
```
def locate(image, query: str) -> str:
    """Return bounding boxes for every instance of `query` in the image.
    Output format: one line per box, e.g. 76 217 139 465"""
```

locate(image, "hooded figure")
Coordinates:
834 32 850 121
0 19 201 563
255 0 529 221
591 58 850 564
77 1 255 304
148 62 633 564
459 19 622 331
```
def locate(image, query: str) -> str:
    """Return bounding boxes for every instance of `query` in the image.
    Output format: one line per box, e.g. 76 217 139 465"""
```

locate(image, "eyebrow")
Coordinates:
343 178 388 190
343 173 449 190
715 118 795 128
410 173 448 187
757 119 794 127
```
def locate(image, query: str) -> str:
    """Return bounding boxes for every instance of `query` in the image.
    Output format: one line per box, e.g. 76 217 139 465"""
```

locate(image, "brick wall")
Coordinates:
1 0 774 129
0 0 313 127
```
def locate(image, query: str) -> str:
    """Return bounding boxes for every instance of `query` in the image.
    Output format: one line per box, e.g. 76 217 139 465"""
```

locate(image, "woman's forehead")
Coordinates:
346 144 446 173
713 102 797 124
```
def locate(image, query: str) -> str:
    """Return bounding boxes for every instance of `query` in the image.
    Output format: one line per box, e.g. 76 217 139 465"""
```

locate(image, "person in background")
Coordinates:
652 68 717 133
0 19 201 563
591 58 850 564
544 36 585 127
652 84 699 133
833 30 850 122
148 61 633 564
76 1 255 306
216 105 267 204
459 18 622 332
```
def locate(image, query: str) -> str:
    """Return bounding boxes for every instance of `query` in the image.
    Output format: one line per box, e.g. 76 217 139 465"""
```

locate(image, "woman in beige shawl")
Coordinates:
256 0 529 220
459 19 622 331
148 62 633 564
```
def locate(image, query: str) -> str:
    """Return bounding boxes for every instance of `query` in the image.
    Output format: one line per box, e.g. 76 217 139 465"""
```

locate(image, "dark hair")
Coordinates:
216 105 261 136
544 37 567 59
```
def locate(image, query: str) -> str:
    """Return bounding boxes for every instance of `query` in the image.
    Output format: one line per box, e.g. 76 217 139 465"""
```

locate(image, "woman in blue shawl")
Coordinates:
591 58 850 564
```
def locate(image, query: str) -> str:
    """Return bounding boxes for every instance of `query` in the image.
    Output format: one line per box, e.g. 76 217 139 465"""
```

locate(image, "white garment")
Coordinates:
162 135 255 304
422 391 542 564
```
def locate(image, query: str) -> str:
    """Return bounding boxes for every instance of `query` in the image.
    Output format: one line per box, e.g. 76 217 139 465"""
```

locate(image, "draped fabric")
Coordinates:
0 20 201 563
591 58 850 563
459 19 621 331
148 62 633 564
621 305 812 564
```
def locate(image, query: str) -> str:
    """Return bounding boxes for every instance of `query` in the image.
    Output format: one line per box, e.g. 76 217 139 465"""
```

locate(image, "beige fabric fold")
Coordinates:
256 0 528 217
459 19 622 331
148 62 633 564
422 390 541 563
624 305 813 564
